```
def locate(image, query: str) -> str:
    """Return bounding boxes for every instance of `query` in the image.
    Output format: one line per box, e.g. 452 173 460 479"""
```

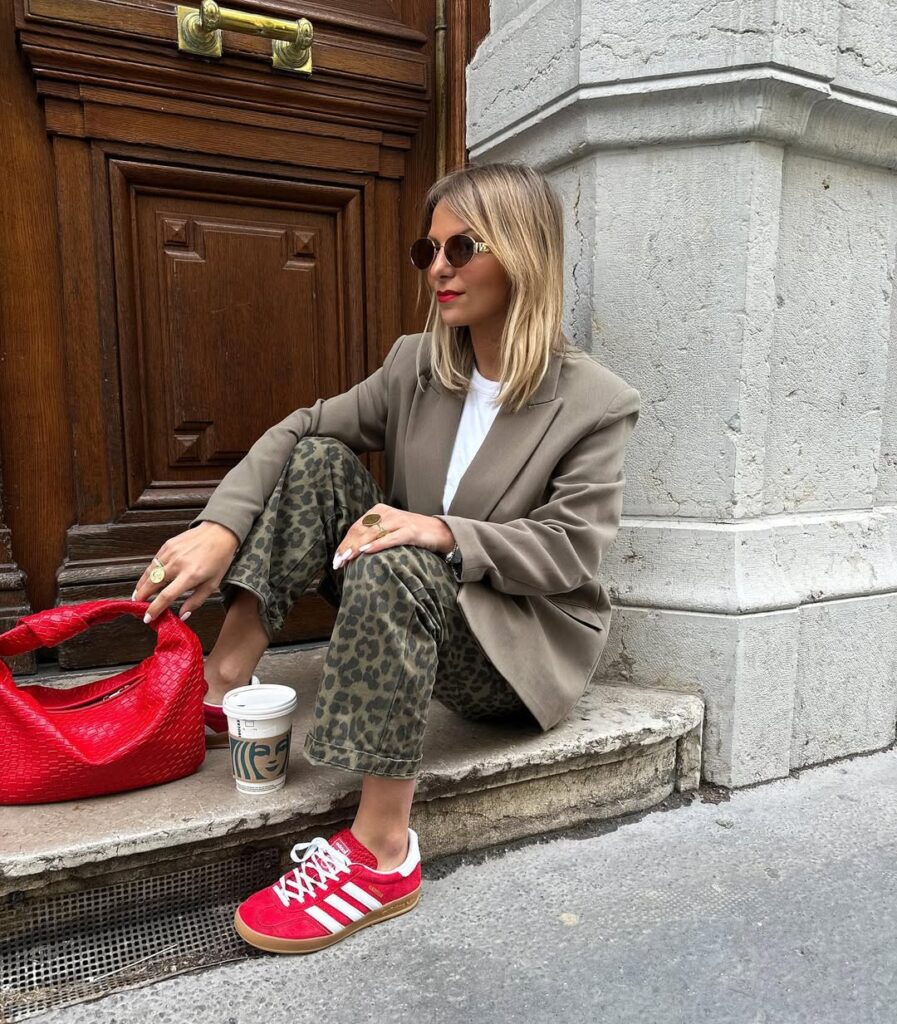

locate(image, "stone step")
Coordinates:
1 643 703 899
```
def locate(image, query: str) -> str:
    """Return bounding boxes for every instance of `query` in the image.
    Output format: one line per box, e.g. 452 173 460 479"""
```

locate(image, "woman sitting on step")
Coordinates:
131 160 641 955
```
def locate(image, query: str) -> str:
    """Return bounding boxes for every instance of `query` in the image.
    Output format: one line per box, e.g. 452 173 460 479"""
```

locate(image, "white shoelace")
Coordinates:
272 837 353 907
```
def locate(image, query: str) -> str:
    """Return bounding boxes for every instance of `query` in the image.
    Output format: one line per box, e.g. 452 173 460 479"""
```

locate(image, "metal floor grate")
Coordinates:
0 848 280 1022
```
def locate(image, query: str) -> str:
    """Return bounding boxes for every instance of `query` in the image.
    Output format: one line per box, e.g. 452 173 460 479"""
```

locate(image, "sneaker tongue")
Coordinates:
329 829 378 869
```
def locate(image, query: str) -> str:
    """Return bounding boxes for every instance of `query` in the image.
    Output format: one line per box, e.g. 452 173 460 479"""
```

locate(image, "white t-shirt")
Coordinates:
442 365 503 515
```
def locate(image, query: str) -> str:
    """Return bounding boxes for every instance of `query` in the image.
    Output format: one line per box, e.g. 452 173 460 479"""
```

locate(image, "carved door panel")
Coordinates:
117 164 355 507
2 0 489 669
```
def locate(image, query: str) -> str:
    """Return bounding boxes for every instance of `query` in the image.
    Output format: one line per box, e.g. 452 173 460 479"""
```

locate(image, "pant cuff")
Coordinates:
219 573 278 643
303 732 421 779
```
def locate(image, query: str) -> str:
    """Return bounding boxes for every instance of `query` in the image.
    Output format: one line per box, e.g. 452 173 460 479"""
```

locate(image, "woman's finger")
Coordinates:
332 546 355 570
132 560 151 599
332 530 373 567
333 509 406 568
358 526 409 556
132 550 171 601
143 573 191 623
176 580 215 621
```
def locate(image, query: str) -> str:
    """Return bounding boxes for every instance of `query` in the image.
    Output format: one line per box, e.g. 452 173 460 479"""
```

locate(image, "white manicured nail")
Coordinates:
180 611 192 622
143 612 152 624
131 589 138 601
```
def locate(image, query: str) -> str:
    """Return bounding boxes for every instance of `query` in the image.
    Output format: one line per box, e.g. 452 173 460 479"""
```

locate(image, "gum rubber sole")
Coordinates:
233 886 422 954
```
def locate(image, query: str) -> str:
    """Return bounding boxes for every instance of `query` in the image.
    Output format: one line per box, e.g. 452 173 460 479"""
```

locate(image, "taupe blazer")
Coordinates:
190 331 640 731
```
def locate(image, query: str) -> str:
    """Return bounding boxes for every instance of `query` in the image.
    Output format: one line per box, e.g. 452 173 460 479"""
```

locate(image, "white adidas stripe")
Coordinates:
324 893 365 922
341 881 383 911
303 881 385 933
305 904 346 935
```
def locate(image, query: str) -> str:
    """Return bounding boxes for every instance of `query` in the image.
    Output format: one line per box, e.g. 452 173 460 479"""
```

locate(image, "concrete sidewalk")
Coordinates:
33 745 896 1024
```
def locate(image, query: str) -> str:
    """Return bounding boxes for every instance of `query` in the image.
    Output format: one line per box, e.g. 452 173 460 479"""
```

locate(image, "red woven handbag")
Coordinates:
0 599 206 804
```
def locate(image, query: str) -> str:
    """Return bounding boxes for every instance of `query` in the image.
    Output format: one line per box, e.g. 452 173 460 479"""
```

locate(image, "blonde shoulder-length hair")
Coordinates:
413 161 572 415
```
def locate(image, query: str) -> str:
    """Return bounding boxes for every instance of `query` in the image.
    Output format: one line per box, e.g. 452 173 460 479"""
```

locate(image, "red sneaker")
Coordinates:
234 827 422 954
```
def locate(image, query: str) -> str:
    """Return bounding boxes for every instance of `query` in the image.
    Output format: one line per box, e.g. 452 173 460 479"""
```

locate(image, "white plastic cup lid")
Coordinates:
223 682 297 720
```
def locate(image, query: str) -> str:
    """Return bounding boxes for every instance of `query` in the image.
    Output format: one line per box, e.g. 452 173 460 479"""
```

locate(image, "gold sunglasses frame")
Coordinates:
409 233 493 270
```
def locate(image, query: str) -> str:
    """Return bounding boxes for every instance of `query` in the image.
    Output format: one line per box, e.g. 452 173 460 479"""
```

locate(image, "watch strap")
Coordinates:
444 542 462 579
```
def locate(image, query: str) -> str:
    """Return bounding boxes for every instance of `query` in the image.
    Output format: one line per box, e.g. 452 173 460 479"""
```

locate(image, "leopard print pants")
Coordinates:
219 436 539 778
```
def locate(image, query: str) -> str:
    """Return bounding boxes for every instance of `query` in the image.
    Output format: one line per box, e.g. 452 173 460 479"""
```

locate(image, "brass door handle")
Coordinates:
177 1 313 73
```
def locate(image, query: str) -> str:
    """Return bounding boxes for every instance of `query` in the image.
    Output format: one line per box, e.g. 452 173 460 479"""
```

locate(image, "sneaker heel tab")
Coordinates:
396 828 421 877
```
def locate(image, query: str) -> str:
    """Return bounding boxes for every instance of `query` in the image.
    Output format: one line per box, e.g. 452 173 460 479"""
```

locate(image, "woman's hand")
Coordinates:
133 521 241 623
333 504 454 570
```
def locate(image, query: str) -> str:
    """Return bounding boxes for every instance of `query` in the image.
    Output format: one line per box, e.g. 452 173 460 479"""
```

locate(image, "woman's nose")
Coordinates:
430 246 454 277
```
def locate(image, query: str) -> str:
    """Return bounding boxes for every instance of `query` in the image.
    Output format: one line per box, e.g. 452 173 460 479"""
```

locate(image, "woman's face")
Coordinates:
426 200 511 332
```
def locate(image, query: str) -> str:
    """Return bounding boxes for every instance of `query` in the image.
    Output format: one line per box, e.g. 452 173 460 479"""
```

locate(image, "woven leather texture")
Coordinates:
0 599 206 804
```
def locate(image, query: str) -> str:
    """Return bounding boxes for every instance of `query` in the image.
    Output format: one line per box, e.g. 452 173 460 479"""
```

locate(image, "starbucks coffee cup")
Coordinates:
222 677 298 795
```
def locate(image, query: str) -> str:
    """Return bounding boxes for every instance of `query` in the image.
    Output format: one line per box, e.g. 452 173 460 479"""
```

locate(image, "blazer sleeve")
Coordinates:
432 384 640 597
187 333 408 546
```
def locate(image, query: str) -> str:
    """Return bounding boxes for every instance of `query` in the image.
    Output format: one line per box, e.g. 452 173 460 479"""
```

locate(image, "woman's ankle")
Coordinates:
203 589 270 705
350 824 409 872
203 663 251 705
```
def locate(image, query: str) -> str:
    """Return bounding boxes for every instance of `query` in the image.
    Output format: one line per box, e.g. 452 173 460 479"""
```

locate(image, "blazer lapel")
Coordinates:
404 337 565 522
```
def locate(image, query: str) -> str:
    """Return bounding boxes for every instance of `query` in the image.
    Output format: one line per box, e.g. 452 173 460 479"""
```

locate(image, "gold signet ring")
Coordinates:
362 512 388 539
149 564 166 584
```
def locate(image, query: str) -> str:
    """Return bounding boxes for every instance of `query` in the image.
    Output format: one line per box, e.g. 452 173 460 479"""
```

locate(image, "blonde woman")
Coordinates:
131 162 641 954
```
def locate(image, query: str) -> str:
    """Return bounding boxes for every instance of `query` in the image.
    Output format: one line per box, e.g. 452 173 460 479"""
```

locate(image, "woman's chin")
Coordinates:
439 309 468 325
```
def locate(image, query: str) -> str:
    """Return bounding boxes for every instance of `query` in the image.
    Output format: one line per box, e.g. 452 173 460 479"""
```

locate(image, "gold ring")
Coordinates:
149 560 166 584
362 512 389 539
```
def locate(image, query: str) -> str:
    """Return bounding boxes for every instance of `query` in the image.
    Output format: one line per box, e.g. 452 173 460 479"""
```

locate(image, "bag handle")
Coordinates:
0 600 184 660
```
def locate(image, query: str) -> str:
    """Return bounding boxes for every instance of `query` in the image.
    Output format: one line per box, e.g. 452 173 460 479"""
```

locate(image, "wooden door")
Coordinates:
0 0 489 671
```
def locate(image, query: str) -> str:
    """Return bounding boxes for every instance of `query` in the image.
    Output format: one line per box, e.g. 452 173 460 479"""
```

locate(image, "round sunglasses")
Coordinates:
409 233 493 270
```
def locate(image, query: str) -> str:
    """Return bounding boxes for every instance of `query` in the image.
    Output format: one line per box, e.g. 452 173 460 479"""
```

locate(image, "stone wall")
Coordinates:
468 0 897 786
